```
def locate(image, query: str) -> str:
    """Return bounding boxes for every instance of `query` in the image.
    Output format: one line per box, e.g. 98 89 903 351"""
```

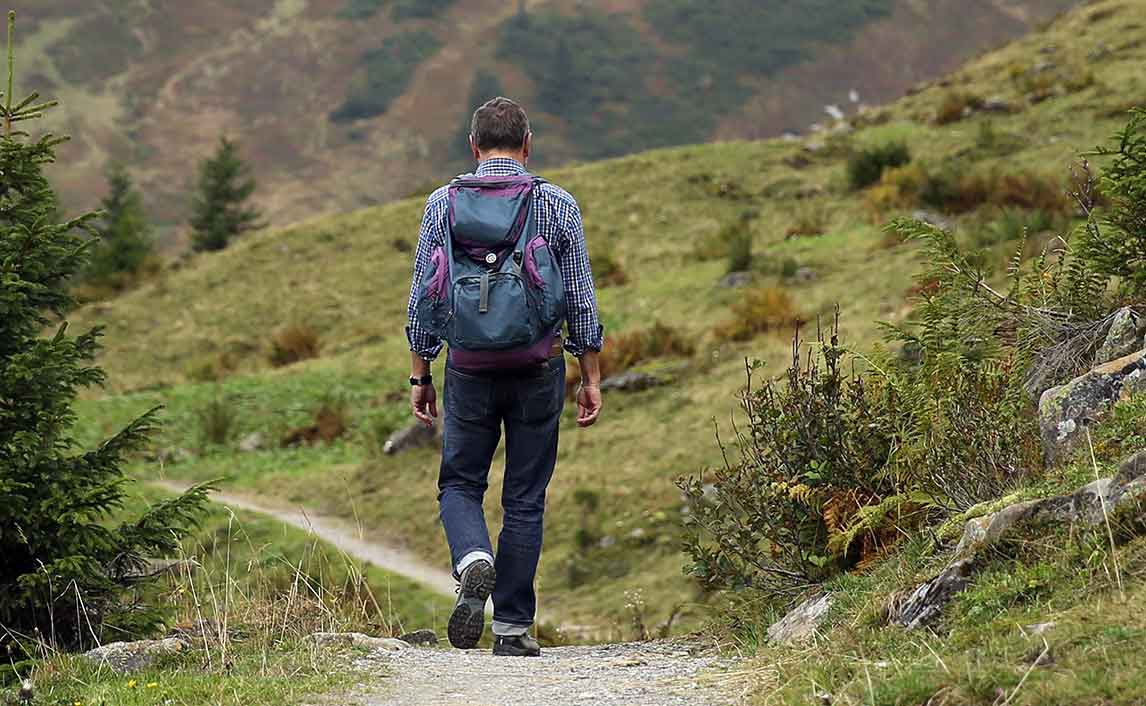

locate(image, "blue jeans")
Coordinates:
438 356 565 632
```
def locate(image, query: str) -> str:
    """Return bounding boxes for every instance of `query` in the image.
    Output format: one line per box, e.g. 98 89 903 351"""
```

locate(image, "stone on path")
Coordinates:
310 632 409 652
397 629 438 647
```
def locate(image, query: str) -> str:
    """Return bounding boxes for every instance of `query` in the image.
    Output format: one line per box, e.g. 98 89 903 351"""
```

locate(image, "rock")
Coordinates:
600 371 665 393
719 271 754 289
309 632 409 652
1115 449 1146 486
383 422 441 456
1032 60 1057 73
83 638 189 673
1025 621 1056 636
803 141 826 154
397 629 438 647
766 593 832 644
888 558 976 629
792 267 817 283
980 97 1015 113
1038 350 1146 464
1095 308 1145 366
238 431 266 453
912 210 954 232
120 558 198 582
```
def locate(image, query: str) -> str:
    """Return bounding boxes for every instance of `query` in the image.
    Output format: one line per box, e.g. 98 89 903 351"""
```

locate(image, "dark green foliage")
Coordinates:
646 0 889 76
338 0 385 20
190 137 261 252
83 164 153 291
847 141 911 190
0 13 209 660
448 70 504 165
1080 108 1146 298
725 221 753 274
330 31 442 123
391 0 456 19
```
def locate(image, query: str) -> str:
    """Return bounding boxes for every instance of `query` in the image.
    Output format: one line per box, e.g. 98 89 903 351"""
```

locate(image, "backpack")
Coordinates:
415 174 566 371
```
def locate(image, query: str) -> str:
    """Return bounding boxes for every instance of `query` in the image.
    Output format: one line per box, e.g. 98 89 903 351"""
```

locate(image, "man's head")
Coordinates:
469 97 531 163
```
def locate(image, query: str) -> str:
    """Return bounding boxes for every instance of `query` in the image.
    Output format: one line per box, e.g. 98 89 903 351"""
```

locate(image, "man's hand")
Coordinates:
576 383 601 428
411 383 438 427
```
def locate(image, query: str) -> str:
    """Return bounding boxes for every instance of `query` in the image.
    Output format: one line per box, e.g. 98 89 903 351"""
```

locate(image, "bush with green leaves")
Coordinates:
1079 108 1146 299
0 13 209 663
847 141 911 190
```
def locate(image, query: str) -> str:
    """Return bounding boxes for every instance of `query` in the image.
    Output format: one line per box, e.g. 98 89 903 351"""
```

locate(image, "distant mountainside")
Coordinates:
22 0 1078 244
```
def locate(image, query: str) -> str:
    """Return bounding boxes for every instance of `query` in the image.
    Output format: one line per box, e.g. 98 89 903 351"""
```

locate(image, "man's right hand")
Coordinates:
576 383 602 428
412 383 438 427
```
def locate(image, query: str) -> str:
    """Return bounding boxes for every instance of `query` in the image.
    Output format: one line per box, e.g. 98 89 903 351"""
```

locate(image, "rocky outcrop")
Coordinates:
309 632 410 652
766 593 832 644
1094 308 1145 366
397 629 439 646
383 423 442 455
887 450 1146 629
1038 349 1146 464
83 638 189 673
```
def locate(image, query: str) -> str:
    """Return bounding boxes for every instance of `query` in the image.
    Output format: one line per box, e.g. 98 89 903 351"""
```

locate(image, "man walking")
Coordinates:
405 97 604 657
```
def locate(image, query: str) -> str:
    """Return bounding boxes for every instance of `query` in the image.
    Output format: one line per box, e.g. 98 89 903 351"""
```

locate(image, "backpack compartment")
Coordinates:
415 246 452 337
449 271 538 351
523 235 566 330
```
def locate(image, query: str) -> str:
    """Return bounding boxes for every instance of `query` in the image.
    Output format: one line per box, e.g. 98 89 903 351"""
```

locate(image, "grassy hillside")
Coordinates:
18 0 1074 240
69 0 1144 640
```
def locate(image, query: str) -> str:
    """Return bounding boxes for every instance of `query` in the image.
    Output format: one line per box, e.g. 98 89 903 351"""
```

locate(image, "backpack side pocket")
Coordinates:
415 246 451 337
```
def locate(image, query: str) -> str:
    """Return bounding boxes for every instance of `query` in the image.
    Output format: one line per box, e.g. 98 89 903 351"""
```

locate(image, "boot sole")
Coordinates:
447 562 495 649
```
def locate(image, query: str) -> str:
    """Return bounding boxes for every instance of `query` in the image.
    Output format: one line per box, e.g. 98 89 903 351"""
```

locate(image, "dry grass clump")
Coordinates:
269 324 322 368
714 287 802 342
282 397 350 447
591 246 629 288
785 204 829 240
564 322 695 394
934 91 983 125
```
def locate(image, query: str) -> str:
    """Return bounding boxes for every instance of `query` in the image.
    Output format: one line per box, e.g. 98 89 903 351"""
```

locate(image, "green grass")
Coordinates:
67 0 1146 644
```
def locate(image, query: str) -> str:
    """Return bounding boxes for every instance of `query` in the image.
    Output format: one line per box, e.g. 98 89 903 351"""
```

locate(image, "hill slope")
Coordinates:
21 0 1078 241
71 0 1144 638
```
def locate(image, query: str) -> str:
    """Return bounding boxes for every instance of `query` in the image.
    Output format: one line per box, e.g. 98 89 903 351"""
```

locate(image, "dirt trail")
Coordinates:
353 640 739 706
150 480 458 597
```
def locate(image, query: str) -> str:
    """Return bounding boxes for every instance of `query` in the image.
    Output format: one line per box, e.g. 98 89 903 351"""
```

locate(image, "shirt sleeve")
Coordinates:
558 202 605 357
405 196 445 361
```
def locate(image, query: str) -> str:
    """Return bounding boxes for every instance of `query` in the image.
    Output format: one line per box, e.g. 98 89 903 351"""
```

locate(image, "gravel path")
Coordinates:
355 640 738 706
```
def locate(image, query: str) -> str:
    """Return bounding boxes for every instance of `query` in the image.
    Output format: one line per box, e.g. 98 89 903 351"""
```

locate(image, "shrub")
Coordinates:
186 351 238 383
714 287 802 342
282 396 350 447
608 321 695 371
0 20 208 661
197 395 240 447
847 141 911 190
269 324 322 367
591 245 629 287
330 31 442 123
725 225 753 273
934 91 982 125
785 204 828 239
679 322 899 592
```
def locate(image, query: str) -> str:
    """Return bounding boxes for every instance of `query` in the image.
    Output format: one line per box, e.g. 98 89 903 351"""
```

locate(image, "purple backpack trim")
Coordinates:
523 235 547 289
426 247 449 300
450 333 557 372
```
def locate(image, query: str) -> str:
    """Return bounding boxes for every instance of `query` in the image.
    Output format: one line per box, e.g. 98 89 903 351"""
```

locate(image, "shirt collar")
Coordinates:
475 157 527 177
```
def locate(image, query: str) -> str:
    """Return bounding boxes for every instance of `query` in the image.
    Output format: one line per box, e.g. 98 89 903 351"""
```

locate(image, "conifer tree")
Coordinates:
85 163 153 290
189 136 261 252
0 12 210 662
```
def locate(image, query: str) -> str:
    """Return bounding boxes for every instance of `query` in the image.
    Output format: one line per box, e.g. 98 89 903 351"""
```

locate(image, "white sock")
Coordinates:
456 550 494 576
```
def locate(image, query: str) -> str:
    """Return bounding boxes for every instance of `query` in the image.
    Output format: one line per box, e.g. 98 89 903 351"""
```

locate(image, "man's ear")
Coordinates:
522 132 532 162
470 134 480 161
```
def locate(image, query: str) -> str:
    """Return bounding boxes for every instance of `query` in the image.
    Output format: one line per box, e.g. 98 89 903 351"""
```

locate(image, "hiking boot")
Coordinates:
447 559 495 649
492 633 541 657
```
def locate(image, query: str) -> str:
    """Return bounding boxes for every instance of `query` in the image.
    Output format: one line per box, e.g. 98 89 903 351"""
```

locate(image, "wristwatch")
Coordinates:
409 374 433 387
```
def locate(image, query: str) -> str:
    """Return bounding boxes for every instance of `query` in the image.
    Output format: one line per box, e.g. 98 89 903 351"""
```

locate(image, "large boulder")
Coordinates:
1038 349 1146 465
1094 308 1145 366
766 593 832 644
83 638 189 673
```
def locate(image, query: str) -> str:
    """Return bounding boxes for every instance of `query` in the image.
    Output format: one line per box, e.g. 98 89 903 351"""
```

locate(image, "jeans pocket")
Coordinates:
445 367 494 422
513 360 564 423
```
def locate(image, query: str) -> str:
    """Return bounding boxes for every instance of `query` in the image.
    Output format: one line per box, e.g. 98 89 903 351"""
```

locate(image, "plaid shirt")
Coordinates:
406 157 604 361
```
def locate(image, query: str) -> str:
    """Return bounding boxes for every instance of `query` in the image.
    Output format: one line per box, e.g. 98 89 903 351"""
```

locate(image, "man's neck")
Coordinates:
479 151 525 165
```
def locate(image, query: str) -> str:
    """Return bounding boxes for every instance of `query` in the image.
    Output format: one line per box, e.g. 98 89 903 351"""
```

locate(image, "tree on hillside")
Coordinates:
84 163 153 291
0 12 210 666
189 136 261 252
449 70 505 164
